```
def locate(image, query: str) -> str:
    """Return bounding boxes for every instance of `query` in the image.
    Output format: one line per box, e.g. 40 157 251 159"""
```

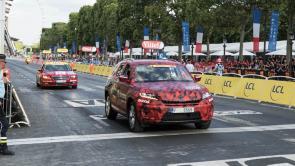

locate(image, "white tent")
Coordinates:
210 50 233 56
265 49 295 56
233 50 256 56
132 52 142 56
166 51 178 56
183 52 207 56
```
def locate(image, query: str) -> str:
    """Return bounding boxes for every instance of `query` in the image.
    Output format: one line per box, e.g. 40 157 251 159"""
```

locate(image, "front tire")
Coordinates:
195 120 211 129
105 96 117 120
72 85 77 89
128 102 143 132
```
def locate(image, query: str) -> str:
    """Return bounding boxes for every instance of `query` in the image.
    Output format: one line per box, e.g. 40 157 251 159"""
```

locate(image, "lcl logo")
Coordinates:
245 83 255 90
272 85 284 94
270 85 284 101
205 79 212 85
222 80 232 93
223 81 232 87
244 83 255 97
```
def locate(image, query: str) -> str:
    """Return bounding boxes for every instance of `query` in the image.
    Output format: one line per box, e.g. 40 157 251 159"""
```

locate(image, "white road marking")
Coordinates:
214 110 262 116
283 139 295 143
89 115 110 127
78 86 93 92
9 124 295 146
168 154 295 166
64 99 105 108
95 85 105 90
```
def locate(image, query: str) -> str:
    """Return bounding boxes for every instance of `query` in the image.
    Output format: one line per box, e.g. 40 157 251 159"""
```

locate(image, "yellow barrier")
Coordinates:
72 63 295 107
236 78 265 101
199 75 295 107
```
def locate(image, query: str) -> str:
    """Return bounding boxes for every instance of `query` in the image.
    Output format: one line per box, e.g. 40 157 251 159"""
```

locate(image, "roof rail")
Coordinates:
123 58 135 61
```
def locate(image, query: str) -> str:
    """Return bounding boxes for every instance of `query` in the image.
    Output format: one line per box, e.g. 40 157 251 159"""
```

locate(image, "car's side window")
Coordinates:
122 64 131 79
115 63 126 77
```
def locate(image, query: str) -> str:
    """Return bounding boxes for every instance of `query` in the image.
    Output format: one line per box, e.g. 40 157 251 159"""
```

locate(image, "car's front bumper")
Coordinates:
136 97 214 124
41 80 78 87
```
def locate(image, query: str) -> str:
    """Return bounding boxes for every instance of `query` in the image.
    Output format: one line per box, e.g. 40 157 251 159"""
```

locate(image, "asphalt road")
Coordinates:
1 58 295 166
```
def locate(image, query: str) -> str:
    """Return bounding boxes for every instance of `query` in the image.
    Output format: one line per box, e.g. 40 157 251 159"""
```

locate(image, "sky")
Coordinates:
8 0 96 45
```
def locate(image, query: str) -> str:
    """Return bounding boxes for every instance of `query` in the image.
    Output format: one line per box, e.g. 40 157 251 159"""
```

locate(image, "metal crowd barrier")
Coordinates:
2 82 30 127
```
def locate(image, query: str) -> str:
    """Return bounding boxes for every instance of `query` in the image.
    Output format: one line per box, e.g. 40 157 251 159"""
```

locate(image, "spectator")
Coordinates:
185 60 195 72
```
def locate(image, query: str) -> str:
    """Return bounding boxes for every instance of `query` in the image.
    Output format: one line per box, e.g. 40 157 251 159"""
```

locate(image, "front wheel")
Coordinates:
72 85 77 89
195 120 211 129
128 102 143 132
105 96 117 120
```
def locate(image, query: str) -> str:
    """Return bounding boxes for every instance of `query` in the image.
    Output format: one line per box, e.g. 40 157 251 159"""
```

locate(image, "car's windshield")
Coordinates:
135 64 193 82
44 65 71 71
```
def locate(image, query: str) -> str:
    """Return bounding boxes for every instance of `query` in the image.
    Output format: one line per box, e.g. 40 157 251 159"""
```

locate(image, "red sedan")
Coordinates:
36 62 78 89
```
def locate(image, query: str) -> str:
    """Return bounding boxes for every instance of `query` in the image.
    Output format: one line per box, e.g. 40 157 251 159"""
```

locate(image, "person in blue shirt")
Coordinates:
0 54 14 155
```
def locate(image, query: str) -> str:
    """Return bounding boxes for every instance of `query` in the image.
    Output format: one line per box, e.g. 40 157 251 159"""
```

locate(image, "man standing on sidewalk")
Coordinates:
0 54 14 155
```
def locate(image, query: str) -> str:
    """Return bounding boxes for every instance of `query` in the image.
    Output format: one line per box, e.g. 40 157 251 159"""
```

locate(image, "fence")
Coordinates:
198 73 295 108
2 82 30 127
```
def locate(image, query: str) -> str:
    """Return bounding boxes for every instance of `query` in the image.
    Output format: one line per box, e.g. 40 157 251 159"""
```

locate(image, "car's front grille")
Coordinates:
52 76 68 80
162 112 201 122
162 100 200 105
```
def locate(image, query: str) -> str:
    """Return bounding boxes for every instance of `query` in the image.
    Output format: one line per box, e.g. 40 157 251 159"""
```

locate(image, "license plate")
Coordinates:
56 80 66 83
169 107 195 113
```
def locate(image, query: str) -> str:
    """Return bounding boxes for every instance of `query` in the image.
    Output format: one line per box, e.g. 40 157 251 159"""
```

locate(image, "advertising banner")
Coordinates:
268 11 280 51
116 33 121 52
236 78 265 101
182 21 190 52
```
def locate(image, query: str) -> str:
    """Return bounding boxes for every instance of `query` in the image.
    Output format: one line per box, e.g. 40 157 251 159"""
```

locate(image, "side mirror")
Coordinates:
193 75 202 82
119 76 130 84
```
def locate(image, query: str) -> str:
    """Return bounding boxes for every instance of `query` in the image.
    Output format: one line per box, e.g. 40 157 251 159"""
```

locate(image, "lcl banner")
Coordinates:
182 21 190 52
252 7 262 52
268 10 280 51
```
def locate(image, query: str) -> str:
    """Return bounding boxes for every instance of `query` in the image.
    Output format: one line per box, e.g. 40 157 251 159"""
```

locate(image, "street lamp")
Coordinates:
223 38 227 57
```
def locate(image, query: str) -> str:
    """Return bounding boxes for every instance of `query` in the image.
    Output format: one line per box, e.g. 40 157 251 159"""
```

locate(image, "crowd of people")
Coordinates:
192 56 295 77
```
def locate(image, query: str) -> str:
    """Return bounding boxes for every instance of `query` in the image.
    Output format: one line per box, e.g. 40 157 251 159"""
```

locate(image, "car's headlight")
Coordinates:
202 92 212 100
139 93 158 100
70 75 77 79
42 75 51 79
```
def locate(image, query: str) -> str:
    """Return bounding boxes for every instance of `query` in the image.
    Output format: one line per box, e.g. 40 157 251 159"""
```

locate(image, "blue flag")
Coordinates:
182 21 190 52
116 33 121 52
268 11 280 51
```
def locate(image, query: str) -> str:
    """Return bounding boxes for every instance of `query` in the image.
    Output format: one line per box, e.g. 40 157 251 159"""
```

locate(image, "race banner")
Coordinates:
116 33 121 52
144 27 150 40
253 7 262 52
268 10 280 51
124 40 130 53
195 26 204 53
182 21 190 52
63 42 67 49
95 36 100 55
71 41 76 54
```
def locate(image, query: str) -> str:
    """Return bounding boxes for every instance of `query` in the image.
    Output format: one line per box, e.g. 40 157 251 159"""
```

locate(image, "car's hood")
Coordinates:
45 71 76 76
136 81 204 102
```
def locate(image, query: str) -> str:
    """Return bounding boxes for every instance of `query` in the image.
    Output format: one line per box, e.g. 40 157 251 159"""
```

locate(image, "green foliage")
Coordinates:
40 0 293 54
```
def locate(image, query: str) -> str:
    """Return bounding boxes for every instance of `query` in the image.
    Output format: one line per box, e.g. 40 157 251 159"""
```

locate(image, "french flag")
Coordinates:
195 26 203 53
253 7 262 53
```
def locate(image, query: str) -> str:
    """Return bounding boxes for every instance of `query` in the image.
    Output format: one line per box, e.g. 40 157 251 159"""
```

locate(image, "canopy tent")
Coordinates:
132 52 142 56
183 52 207 56
232 50 256 56
266 49 295 56
166 51 178 56
210 50 233 56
